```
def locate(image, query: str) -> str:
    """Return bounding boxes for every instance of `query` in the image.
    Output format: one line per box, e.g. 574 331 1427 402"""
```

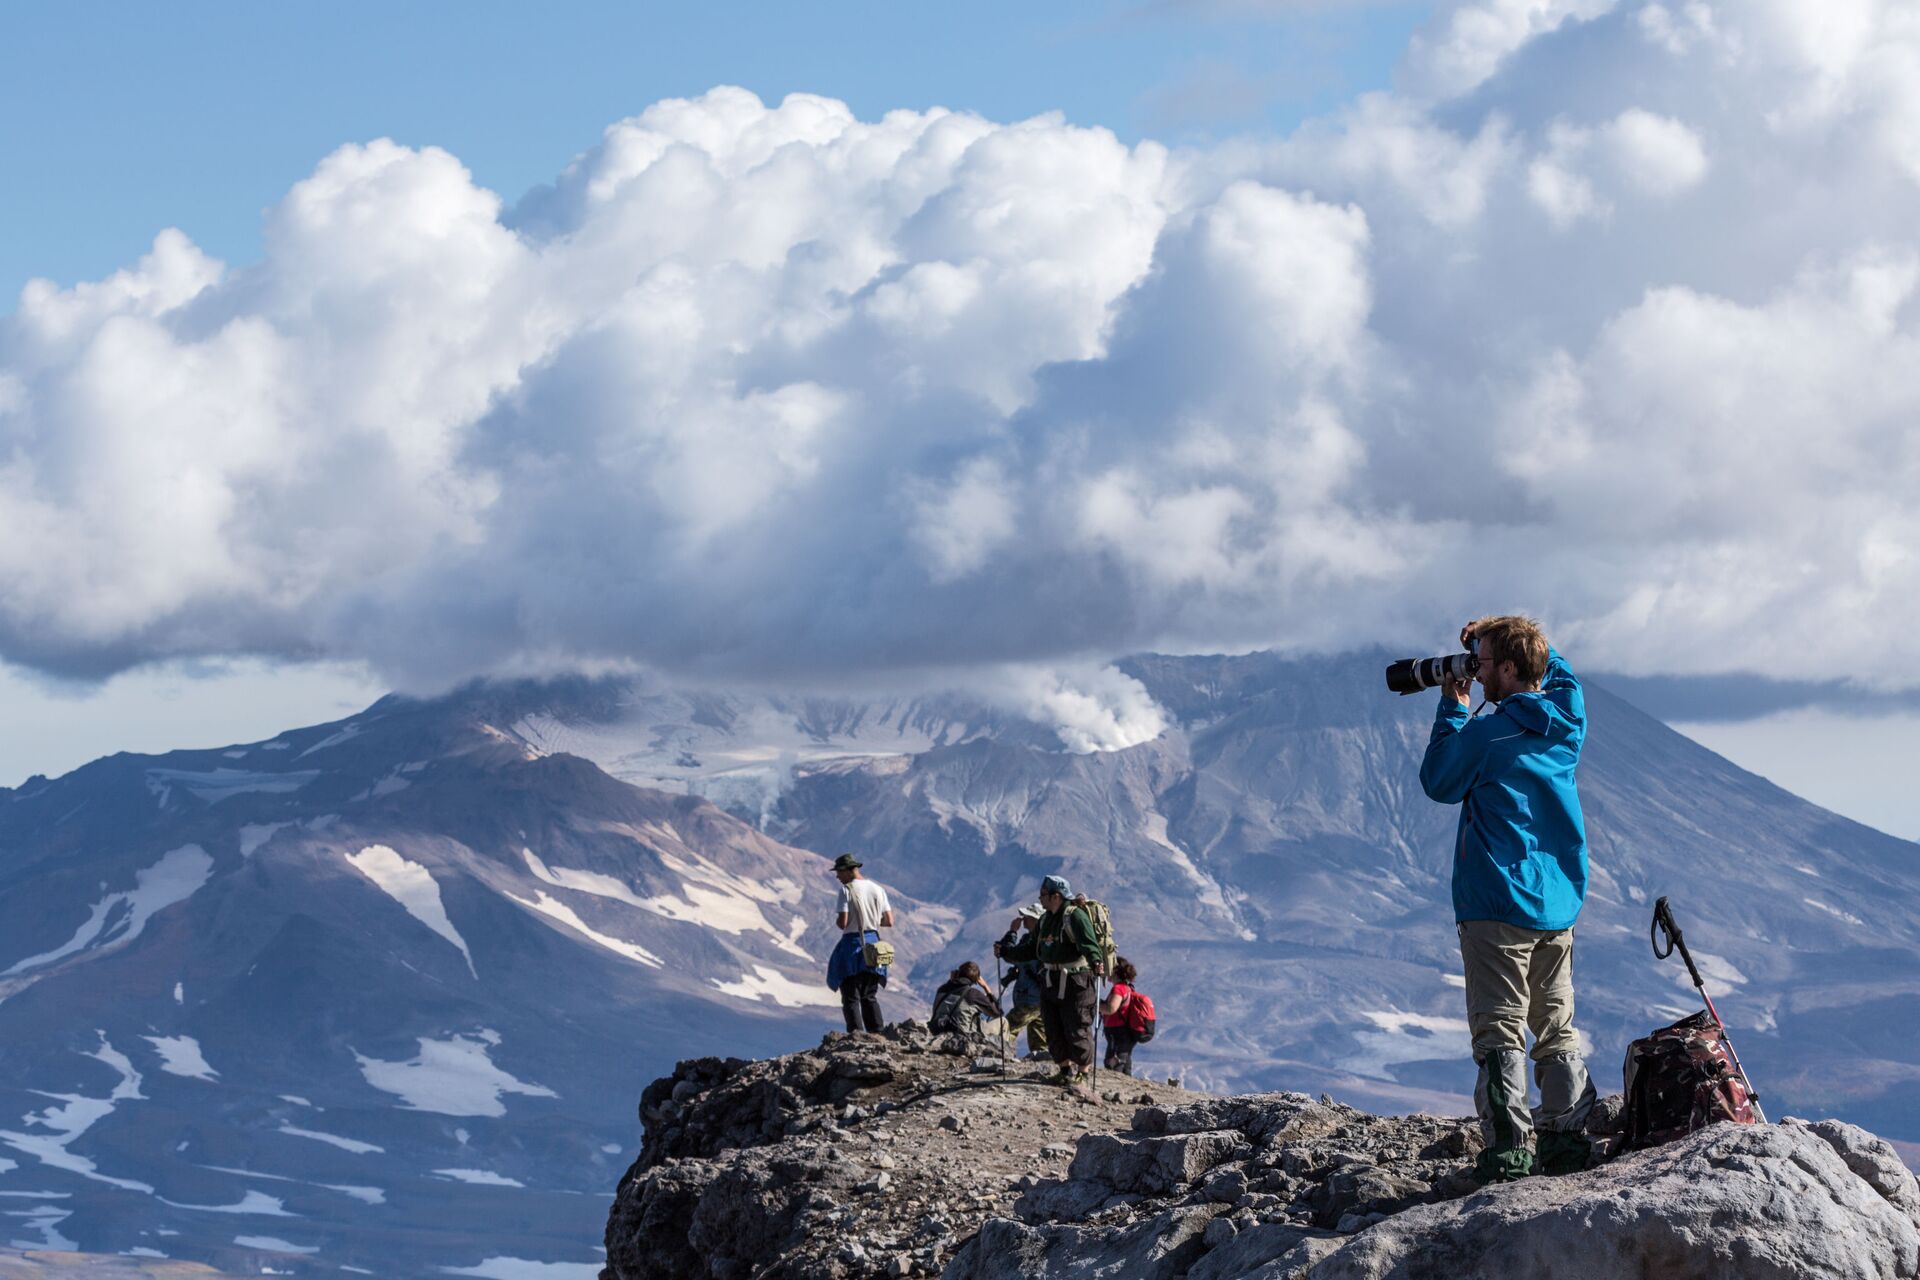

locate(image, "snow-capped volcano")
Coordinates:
0 682 959 1275
1 653 1915 1274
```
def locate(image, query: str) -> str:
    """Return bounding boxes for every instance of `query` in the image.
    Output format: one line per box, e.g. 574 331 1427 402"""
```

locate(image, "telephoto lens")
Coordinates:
1384 652 1479 695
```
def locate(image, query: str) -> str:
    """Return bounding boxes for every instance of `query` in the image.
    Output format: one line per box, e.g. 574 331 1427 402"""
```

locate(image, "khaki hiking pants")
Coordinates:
1005 1003 1049 1056
1458 921 1595 1159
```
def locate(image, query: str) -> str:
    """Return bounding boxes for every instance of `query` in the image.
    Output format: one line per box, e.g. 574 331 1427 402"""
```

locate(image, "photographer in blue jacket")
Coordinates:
1420 615 1597 1183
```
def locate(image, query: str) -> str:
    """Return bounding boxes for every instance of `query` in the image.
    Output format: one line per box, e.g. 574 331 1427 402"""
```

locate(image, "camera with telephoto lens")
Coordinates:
1384 639 1479 696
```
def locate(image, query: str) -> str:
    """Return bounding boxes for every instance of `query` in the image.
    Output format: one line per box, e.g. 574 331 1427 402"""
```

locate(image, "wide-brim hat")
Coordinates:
831 854 863 872
1016 902 1045 920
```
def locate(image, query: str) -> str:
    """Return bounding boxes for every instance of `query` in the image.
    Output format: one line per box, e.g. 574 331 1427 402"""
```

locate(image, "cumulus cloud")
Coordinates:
4 0 1920 715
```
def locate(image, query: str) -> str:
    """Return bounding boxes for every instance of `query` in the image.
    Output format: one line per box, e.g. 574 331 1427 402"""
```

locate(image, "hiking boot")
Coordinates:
1048 1065 1075 1085
1473 1146 1534 1185
1536 1130 1593 1176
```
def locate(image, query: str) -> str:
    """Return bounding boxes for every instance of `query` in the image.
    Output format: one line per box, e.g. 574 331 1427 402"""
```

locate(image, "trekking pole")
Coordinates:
996 960 1008 1077
1091 976 1101 1094
1652 896 1767 1123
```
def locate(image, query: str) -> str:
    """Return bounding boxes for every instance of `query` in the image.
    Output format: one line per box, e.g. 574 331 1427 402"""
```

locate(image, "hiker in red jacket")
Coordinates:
1100 957 1143 1076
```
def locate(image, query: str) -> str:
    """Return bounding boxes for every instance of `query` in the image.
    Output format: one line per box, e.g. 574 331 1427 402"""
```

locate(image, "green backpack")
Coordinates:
1072 896 1118 977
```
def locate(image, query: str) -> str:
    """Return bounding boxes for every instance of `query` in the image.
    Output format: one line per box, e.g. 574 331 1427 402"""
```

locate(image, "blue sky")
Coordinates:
2 1 1430 302
3 1 1918 842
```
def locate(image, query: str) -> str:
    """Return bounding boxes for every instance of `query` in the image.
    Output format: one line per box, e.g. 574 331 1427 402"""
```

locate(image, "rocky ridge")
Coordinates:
602 1035 1920 1280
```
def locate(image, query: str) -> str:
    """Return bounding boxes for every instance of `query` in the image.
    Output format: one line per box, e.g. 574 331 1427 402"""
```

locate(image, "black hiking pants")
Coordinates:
1103 1026 1139 1076
1040 971 1097 1069
842 973 884 1033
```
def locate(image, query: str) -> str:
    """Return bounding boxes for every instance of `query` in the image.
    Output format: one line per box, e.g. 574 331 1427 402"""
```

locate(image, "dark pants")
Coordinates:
1039 971 1097 1069
842 974 883 1033
1104 1026 1139 1076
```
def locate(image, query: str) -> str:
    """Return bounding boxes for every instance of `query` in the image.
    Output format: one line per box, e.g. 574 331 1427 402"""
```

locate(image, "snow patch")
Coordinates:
145 1035 218 1081
278 1095 312 1108
357 766 415 800
354 1030 556 1118
173 982 184 1004
277 1125 382 1155
145 768 319 803
523 846 805 955
240 822 293 858
201 1163 387 1206
298 724 363 757
162 1190 291 1216
712 965 841 1009
1439 973 1466 988
4 1204 76 1250
1803 897 1866 927
1672 949 1750 988
0 1034 153 1192
235 1234 319 1253
4 845 213 976
505 889 661 968
442 1259 603 1279
1141 812 1231 913
1342 1010 1471 1076
434 1168 524 1188
346 845 476 978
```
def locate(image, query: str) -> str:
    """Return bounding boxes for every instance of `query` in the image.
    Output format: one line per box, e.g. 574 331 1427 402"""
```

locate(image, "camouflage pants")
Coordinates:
1005 1003 1049 1056
1459 921 1595 1168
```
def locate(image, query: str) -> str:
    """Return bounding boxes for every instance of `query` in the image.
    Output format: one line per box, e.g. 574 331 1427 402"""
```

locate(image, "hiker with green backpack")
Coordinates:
994 875 1105 1087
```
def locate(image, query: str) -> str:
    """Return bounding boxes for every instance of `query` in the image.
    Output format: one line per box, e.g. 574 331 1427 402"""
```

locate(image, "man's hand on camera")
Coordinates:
1443 673 1472 708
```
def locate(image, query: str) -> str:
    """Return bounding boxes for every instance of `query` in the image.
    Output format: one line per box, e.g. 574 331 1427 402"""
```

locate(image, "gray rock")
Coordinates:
1311 1121 1920 1279
1016 1178 1113 1223
1786 1117 1920 1227
1067 1130 1250 1196
1186 1223 1329 1280
943 1205 1225 1279
1242 1234 1346 1278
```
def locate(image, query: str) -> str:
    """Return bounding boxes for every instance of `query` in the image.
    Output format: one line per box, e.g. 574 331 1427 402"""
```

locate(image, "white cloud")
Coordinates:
1400 0 1617 102
989 664 1169 754
5 2 1920 701
1601 109 1709 195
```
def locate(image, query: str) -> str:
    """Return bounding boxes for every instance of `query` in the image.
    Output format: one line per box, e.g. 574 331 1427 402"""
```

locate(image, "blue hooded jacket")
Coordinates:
1420 647 1587 931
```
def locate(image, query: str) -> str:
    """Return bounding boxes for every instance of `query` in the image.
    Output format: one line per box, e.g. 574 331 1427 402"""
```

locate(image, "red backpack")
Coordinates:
1622 1010 1757 1148
1125 988 1156 1041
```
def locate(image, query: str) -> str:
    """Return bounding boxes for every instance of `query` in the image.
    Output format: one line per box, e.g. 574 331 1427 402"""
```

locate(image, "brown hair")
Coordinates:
1111 957 1138 984
951 960 982 984
1473 615 1549 688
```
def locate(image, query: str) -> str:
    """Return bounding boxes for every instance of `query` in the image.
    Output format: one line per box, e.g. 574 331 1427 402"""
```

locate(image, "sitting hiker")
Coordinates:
1101 957 1143 1076
995 875 1101 1086
929 960 1002 1039
997 905 1049 1060
825 854 894 1033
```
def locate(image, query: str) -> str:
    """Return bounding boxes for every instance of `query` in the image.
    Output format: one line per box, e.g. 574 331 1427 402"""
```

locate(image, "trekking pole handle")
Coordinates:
1651 896 1707 990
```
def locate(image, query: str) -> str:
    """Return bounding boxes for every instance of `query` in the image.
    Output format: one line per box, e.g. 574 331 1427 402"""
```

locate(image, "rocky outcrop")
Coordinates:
604 1035 1920 1280
602 1023 1202 1280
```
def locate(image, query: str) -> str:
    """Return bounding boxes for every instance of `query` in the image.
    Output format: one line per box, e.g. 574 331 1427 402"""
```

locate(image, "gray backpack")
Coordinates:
930 988 970 1036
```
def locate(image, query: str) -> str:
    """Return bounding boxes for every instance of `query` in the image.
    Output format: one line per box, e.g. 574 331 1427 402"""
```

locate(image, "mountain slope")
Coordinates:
0 688 957 1275
1 651 1915 1274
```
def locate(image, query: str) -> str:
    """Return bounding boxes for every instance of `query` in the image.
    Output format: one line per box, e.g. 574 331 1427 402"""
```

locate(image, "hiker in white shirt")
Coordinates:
831 854 894 1032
